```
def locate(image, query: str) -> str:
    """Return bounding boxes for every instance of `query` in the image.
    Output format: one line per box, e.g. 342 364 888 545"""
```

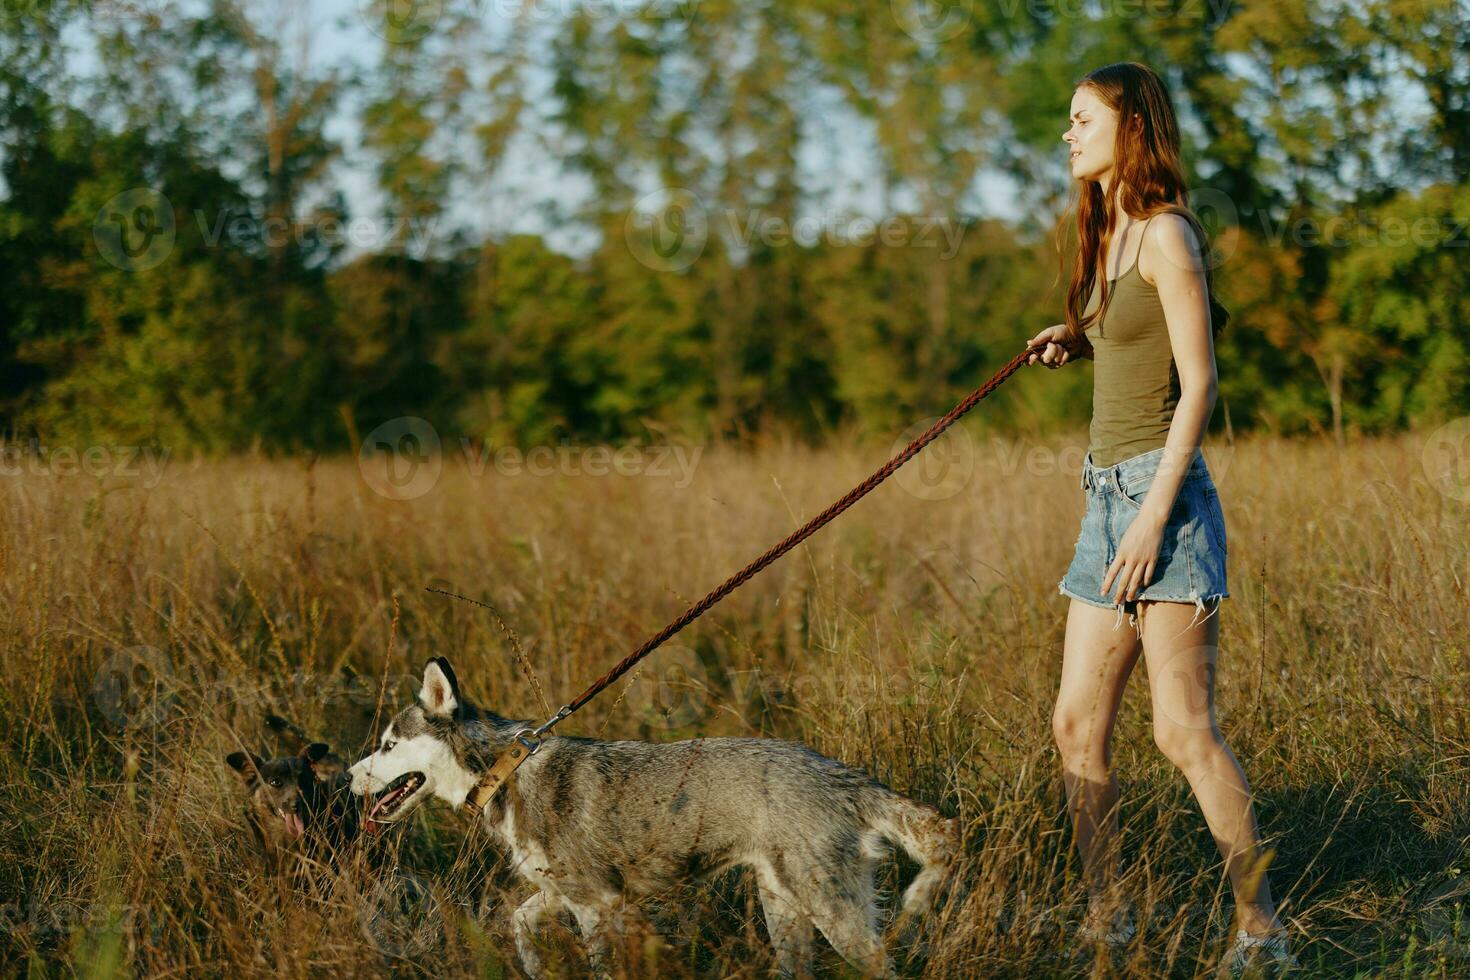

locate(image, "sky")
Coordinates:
62 0 1036 259
53 0 1433 262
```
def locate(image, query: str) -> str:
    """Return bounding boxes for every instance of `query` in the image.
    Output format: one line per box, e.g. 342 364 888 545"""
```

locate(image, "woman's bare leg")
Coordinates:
1052 598 1144 918
1137 598 1283 935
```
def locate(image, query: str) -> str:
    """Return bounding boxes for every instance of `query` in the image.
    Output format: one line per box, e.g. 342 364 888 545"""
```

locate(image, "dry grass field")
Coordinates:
1 428 1467 977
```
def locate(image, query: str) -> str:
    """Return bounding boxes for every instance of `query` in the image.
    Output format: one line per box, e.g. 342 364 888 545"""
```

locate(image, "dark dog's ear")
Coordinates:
226 751 264 782
265 713 307 754
302 742 342 779
420 658 459 719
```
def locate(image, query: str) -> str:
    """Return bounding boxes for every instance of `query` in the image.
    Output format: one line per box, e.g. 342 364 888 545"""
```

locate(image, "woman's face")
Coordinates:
1064 87 1118 184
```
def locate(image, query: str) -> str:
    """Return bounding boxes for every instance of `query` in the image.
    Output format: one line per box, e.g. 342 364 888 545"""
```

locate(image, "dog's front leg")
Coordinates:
563 899 617 980
512 890 563 978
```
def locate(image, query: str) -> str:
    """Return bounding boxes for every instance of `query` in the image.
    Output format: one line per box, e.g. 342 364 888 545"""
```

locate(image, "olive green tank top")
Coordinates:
1082 215 1180 468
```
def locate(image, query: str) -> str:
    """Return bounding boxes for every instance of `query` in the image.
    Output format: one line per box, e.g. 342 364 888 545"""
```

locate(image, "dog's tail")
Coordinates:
868 796 962 924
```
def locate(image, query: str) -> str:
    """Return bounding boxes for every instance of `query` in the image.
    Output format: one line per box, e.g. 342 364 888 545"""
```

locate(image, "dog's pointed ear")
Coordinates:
420 658 460 719
226 751 264 782
303 742 342 779
265 713 307 754
434 657 460 697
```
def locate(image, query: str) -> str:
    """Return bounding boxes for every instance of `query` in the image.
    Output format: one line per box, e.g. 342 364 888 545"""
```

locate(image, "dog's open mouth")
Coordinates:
277 807 306 838
365 771 425 833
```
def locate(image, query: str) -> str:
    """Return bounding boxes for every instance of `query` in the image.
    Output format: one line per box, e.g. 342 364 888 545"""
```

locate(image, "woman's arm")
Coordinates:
1132 214 1217 525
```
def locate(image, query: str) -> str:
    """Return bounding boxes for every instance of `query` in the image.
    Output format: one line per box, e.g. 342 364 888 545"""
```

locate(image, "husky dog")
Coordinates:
349 658 960 978
225 716 362 872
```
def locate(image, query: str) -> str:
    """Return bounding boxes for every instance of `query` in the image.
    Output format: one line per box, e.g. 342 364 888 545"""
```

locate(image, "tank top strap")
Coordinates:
1117 211 1158 281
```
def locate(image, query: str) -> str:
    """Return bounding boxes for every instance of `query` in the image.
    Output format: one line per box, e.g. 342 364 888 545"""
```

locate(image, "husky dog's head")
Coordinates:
349 657 515 832
226 741 334 839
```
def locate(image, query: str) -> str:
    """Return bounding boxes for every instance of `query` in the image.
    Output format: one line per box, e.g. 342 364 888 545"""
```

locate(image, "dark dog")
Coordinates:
225 715 363 874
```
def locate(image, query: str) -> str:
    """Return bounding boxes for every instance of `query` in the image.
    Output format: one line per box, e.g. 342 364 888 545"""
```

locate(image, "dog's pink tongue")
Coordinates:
364 796 386 834
283 811 305 837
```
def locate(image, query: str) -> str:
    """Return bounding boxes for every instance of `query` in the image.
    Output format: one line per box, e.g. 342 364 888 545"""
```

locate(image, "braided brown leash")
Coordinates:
499 341 1051 740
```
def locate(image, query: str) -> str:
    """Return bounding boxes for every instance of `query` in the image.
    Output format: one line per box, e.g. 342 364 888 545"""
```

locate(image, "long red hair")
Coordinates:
1056 62 1229 346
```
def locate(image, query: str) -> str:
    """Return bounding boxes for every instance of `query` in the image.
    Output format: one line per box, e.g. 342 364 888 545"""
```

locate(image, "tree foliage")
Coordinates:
1 0 1465 452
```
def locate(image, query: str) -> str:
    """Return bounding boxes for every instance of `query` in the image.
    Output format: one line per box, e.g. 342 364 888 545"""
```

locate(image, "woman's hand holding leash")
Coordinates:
1026 324 1092 368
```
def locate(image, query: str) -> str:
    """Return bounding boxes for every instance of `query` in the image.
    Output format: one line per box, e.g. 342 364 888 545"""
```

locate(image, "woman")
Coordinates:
1025 63 1296 974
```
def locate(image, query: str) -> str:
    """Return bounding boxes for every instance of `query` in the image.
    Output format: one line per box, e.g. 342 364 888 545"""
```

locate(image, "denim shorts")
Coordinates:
1057 445 1229 636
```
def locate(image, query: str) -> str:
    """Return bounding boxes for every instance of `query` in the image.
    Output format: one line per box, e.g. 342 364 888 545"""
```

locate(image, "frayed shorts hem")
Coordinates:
1058 579 1228 637
1057 580 1117 610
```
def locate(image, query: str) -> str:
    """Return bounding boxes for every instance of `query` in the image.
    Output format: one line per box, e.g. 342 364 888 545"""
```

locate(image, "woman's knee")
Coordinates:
1152 719 1224 772
1052 702 1109 761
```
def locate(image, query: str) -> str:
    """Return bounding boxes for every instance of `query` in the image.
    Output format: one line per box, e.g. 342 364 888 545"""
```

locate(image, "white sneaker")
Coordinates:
1223 928 1298 976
